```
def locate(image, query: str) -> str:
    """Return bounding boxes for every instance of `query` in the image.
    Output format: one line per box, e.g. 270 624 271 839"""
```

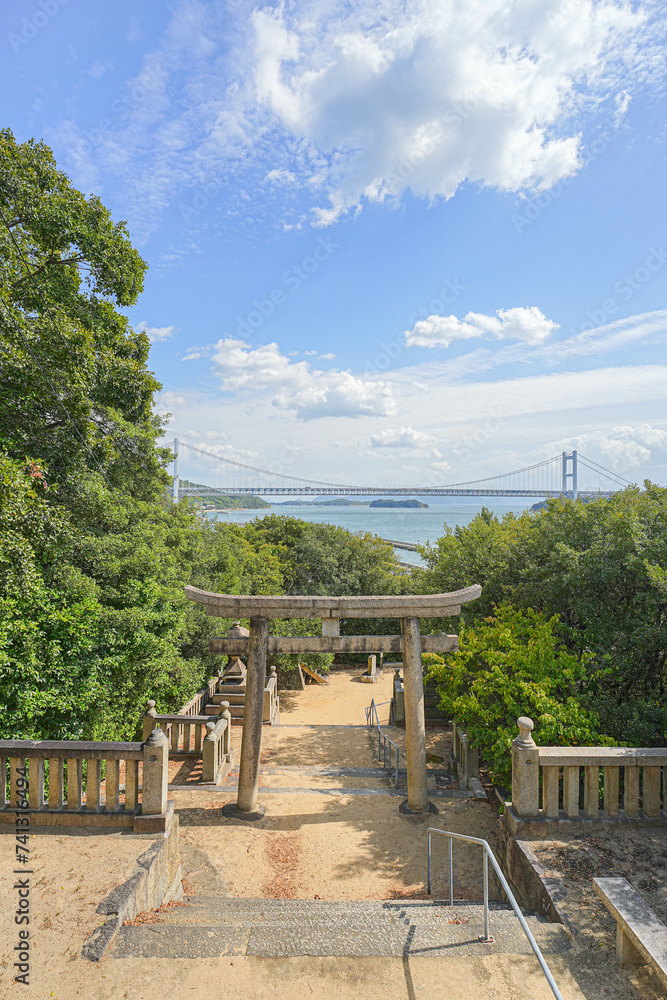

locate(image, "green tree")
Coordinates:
417 488 667 745
426 605 609 788
0 128 165 496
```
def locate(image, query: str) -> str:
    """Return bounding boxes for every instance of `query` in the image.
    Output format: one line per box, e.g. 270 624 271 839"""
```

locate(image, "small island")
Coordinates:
271 498 369 507
369 499 428 508
201 495 271 511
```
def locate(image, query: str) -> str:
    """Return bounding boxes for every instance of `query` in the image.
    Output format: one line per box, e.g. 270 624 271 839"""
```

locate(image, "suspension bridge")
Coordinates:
166 439 629 502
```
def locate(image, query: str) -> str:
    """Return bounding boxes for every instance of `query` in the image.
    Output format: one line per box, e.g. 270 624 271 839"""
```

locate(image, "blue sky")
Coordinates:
3 0 667 490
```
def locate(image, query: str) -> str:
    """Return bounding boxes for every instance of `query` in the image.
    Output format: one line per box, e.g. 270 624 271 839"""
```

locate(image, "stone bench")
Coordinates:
593 877 667 987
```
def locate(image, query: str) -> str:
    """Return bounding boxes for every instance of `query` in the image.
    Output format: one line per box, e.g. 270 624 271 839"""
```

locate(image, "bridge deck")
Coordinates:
179 486 613 498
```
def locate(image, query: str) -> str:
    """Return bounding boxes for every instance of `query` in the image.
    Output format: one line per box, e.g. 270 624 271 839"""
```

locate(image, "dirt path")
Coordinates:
171 668 496 902
0 668 607 999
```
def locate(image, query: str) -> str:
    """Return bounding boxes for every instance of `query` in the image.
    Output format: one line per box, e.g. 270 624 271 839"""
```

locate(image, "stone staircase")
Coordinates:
423 680 448 725
206 686 246 723
203 669 279 726
111 897 572 960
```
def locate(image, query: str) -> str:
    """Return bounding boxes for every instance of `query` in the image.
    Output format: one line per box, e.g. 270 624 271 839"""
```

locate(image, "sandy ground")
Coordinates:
278 666 396 726
0 830 150 980
529 830 667 1000
175 793 498 901
0 951 590 1000
0 668 650 1000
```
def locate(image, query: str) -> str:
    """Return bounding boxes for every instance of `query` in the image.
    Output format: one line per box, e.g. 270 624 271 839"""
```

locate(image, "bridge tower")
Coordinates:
172 437 179 504
562 450 578 500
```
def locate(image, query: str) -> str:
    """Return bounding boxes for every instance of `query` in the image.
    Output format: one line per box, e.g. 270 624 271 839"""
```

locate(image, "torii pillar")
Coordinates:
184 585 482 820
400 616 434 813
222 616 269 821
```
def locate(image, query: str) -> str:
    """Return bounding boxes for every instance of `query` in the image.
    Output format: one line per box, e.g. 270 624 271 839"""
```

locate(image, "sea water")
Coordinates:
207 500 536 567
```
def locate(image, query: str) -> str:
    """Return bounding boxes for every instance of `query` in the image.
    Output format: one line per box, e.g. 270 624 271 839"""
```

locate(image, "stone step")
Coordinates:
212 693 246 705
111 897 572 960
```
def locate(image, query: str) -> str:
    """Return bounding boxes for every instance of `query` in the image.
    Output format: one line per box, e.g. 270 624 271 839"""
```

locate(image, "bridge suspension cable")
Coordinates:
576 454 631 488
165 438 627 499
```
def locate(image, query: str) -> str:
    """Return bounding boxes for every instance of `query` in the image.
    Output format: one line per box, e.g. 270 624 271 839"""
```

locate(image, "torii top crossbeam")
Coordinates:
184 584 481 819
184 585 481 619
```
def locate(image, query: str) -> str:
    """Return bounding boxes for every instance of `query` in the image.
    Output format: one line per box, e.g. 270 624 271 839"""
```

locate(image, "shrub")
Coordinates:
425 604 612 788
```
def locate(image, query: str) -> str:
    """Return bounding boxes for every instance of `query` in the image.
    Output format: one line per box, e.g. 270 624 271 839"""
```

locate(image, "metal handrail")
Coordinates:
427 829 564 1000
365 699 400 788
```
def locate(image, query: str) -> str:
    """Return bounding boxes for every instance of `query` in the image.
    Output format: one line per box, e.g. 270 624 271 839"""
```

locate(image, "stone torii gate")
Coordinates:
185 586 481 819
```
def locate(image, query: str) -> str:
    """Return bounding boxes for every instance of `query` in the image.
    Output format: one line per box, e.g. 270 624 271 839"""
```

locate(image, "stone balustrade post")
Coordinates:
141 727 169 817
220 701 232 759
512 716 540 817
143 700 158 741
202 720 217 783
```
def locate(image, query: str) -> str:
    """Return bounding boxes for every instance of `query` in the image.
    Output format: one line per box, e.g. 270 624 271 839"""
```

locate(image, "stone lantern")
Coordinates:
223 621 249 684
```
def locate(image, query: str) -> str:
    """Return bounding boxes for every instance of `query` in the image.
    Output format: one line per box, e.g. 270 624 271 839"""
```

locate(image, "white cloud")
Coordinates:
554 423 667 471
52 0 660 241
210 338 396 420
126 17 142 44
87 60 113 79
182 350 202 361
251 0 651 224
157 390 186 410
369 426 436 448
405 306 558 349
265 168 296 184
320 352 336 360
428 459 453 475
136 320 178 343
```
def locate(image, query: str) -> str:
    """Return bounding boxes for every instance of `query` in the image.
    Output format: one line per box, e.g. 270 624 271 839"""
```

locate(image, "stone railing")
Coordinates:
143 700 234 784
507 716 667 833
143 703 212 753
451 722 482 792
202 712 232 783
0 728 172 832
178 674 220 717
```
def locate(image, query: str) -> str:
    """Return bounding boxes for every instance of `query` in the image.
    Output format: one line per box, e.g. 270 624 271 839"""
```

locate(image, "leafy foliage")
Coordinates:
416 489 667 746
425 605 610 787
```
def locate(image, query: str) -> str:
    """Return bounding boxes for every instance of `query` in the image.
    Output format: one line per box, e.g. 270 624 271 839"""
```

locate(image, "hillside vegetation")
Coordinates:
417 490 667 778
0 131 408 741
2 130 665 780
